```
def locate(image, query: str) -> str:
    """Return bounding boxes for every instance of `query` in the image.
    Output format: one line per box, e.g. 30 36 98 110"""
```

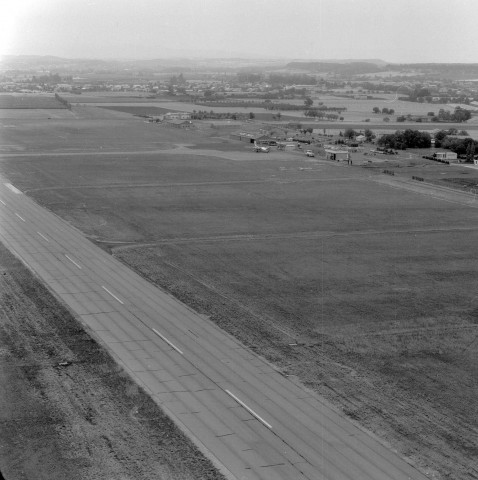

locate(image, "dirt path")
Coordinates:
370 173 478 208
107 224 478 252
0 242 225 480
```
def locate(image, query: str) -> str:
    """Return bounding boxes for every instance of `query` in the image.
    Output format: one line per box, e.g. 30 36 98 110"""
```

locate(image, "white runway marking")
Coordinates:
101 285 124 304
37 232 49 242
65 254 82 269
0 198 5 205
152 328 184 355
225 389 273 429
5 183 22 194
15 213 25 222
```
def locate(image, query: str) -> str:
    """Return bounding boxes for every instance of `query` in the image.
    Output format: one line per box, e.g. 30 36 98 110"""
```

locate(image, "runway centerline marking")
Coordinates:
65 254 82 269
15 213 25 222
101 285 124 304
37 232 49 242
152 328 184 355
5 183 22 194
225 389 273 429
0 198 5 205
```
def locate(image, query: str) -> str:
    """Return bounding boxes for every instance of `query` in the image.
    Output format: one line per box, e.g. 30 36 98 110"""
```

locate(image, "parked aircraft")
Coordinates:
253 142 270 153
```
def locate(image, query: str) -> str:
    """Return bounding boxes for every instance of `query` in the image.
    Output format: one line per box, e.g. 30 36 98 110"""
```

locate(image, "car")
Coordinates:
305 150 315 157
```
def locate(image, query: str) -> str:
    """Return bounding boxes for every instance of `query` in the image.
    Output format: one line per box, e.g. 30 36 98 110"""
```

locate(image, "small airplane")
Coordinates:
253 142 270 153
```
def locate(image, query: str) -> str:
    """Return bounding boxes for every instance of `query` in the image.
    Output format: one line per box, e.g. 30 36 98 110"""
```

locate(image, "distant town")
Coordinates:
1 56 478 110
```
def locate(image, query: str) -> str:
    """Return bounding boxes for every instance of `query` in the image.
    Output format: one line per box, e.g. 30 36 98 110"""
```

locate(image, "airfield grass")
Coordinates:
0 94 66 109
1 109 478 479
0 112 210 153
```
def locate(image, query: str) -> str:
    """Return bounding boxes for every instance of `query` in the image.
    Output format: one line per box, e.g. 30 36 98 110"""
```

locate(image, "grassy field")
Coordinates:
1 104 478 479
0 109 212 153
0 94 67 109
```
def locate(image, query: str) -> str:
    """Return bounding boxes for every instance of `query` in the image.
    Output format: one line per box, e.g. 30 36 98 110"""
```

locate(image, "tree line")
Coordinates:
378 130 432 149
434 129 477 157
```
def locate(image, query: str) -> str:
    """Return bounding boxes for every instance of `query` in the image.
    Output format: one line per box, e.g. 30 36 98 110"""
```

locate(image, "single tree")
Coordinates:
364 128 375 142
344 128 356 139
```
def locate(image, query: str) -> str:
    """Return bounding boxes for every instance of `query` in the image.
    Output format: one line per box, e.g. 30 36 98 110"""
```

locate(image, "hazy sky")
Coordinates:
1 0 478 62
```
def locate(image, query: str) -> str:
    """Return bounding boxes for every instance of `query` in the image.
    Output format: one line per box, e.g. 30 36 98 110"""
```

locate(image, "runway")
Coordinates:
0 177 429 480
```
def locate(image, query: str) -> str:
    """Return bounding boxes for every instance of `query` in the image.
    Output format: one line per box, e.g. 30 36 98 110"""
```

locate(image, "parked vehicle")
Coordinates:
306 150 315 157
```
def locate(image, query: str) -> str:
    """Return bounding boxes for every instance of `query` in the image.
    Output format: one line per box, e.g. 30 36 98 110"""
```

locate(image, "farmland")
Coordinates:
68 92 478 121
99 105 180 116
1 104 478 479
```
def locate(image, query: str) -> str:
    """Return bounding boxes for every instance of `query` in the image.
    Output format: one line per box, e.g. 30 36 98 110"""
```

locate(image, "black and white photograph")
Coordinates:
1 1 477 479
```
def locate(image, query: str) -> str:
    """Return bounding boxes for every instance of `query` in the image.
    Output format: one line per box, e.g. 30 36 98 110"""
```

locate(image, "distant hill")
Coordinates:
0 55 288 74
1 55 113 67
387 63 478 78
286 61 384 75
303 58 387 66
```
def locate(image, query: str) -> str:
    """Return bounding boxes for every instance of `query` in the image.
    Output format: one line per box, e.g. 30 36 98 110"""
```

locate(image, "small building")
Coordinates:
164 119 194 129
325 149 349 161
255 135 277 146
163 112 191 120
277 143 297 151
231 132 257 143
435 151 457 161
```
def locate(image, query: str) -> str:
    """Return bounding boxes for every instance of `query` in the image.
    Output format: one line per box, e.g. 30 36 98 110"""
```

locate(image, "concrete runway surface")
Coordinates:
0 177 429 480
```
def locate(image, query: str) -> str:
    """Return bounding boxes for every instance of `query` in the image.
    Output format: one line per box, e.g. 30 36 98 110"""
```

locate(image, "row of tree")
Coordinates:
440 137 477 158
434 129 478 157
190 110 250 120
372 107 395 115
31 73 62 84
54 93 71 110
434 107 472 123
374 128 477 159
304 110 343 121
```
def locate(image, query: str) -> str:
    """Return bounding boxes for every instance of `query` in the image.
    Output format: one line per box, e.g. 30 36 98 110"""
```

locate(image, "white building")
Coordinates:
435 151 457 161
325 149 350 161
162 112 191 120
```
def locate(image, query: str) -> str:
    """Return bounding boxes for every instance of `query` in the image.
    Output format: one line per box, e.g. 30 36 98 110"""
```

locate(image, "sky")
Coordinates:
1 0 478 63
